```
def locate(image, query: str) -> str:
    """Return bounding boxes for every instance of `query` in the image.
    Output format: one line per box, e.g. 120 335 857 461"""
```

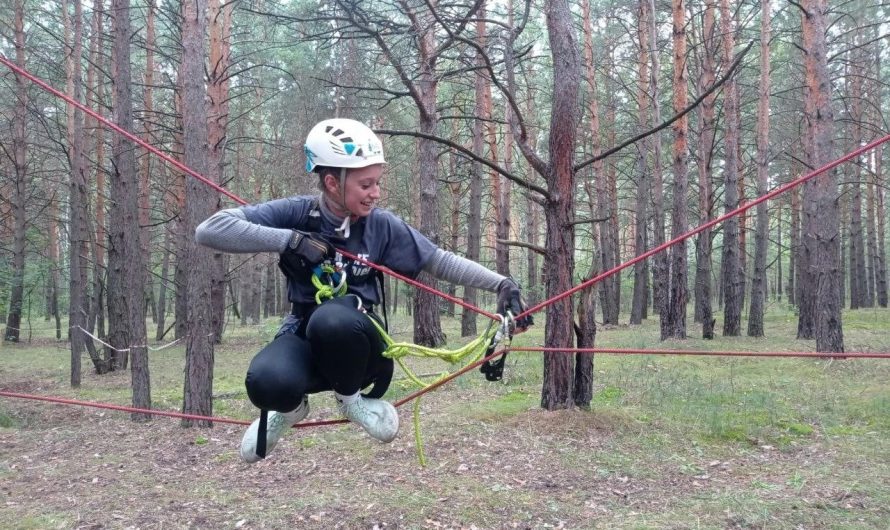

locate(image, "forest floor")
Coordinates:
1 305 889 529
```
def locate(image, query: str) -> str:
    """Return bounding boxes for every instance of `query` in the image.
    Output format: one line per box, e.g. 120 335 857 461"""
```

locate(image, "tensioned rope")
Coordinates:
2 55 890 430
516 132 890 322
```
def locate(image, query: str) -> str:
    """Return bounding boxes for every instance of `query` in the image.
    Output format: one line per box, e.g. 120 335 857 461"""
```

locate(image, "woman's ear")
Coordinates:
322 171 339 194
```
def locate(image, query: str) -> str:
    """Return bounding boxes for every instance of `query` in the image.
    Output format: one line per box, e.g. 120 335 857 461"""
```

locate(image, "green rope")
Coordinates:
309 266 504 466
370 317 501 466
311 263 348 304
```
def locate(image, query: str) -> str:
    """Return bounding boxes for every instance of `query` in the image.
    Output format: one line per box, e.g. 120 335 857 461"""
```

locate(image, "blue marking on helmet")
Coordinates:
344 143 356 155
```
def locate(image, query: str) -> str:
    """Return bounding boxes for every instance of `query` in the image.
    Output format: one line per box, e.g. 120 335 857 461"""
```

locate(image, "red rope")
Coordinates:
0 390 251 425
508 347 890 359
517 132 890 322
0 55 248 206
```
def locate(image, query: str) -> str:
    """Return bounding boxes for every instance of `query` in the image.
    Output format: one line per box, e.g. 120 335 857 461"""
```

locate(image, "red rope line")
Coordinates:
0 390 251 425
508 347 890 359
0 55 248 206
517 132 890 321
336 253 501 321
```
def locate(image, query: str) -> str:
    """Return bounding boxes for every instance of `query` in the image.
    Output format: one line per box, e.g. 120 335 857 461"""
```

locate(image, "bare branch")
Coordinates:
497 239 546 255
574 40 753 173
375 128 549 198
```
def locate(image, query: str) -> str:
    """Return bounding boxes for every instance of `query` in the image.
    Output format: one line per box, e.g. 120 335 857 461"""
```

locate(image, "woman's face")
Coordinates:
325 164 384 218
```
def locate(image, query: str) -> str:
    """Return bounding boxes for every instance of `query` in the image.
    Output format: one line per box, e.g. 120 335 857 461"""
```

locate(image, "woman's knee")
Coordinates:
305 300 364 341
244 335 308 412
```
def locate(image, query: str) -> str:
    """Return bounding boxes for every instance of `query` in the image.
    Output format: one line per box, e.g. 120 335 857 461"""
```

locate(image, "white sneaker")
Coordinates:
239 397 309 463
338 396 399 442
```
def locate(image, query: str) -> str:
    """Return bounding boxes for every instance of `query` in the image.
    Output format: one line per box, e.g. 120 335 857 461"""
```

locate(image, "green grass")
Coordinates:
2 305 889 528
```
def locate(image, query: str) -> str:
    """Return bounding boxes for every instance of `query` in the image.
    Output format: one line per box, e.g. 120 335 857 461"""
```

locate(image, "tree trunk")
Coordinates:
865 151 877 307
582 0 618 326
694 1 717 337
411 11 446 348
156 226 171 341
539 0 580 410
788 178 800 306
875 143 888 307
108 0 150 417
207 0 233 342
181 0 216 426
446 178 460 318
47 197 61 339
574 277 596 410
799 0 843 352
748 0 771 337
848 34 868 309
873 42 888 308
87 0 106 352
140 0 157 326
719 0 743 336
523 74 541 306
461 12 486 338
647 0 668 319
4 0 28 344
663 0 689 340
172 90 189 341
630 0 651 326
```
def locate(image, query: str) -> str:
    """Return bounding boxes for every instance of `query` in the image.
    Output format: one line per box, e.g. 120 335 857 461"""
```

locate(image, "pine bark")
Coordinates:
719 0 743 336
875 143 888 307
4 0 28 344
411 8 446 347
647 0 668 319
108 0 151 416
694 0 717 338
662 0 689 340
207 0 232 342
630 0 651 326
798 0 844 352
848 39 867 309
788 176 800 306
461 10 486 337
181 0 216 426
539 0 580 410
88 0 106 348
582 0 618 326
140 0 156 325
748 0 771 337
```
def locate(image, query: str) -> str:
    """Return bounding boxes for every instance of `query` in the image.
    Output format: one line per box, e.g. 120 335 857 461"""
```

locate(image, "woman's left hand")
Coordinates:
497 278 533 330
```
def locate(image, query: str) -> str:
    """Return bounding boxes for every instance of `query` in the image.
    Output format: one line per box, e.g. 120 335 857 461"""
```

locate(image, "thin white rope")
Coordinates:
73 326 184 352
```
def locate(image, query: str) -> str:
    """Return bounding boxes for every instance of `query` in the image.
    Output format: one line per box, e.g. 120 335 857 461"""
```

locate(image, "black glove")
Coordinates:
497 278 533 330
285 230 336 266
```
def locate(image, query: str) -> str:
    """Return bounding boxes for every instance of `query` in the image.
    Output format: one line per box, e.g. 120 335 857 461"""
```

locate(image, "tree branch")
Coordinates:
375 128 549 198
574 39 754 173
497 239 546 255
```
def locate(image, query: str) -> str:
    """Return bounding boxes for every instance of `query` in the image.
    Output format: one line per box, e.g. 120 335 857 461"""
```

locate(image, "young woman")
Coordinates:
196 118 531 463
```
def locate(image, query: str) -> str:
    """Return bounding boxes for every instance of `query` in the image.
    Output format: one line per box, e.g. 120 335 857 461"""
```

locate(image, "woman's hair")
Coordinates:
314 166 339 190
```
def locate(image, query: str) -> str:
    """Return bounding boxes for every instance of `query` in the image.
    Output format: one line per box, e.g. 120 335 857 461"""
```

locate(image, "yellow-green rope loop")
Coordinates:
306 262 507 466
368 317 503 466
311 262 347 304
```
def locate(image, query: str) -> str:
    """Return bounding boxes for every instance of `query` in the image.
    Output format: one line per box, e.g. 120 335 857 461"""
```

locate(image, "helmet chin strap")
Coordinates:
322 168 353 238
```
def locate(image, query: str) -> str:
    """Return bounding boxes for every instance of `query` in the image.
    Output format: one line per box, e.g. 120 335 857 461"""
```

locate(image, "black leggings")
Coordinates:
244 296 392 412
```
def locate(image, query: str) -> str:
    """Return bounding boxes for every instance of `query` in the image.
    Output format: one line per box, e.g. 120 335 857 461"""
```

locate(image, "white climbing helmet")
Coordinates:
304 118 386 172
